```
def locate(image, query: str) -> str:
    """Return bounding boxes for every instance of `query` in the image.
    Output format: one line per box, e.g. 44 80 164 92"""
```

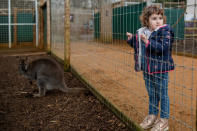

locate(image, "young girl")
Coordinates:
126 5 174 131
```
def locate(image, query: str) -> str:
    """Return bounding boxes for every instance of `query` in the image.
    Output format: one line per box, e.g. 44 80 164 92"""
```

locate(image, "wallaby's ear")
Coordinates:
16 56 21 60
24 57 29 70
25 56 29 63
25 56 28 61
16 56 22 64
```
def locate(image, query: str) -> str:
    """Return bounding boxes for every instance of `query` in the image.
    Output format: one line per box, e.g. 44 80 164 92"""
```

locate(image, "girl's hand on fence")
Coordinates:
140 34 148 44
126 32 133 40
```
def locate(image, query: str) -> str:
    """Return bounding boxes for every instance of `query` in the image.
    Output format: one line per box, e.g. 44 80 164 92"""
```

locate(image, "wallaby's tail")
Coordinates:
59 83 89 94
61 87 88 93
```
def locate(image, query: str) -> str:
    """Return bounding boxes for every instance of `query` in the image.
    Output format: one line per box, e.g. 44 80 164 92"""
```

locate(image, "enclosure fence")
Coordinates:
50 0 197 131
0 0 38 48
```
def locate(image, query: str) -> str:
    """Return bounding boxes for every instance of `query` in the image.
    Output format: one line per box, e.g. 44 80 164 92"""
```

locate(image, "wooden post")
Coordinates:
64 0 70 71
39 0 47 49
33 25 36 47
121 0 125 6
47 0 51 52
39 7 44 49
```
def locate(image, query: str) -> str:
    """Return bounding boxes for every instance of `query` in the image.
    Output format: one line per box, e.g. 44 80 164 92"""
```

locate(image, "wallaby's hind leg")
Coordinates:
33 79 46 97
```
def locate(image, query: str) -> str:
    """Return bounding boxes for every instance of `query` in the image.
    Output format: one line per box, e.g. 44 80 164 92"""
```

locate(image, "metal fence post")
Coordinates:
8 0 11 48
64 0 70 71
35 0 39 47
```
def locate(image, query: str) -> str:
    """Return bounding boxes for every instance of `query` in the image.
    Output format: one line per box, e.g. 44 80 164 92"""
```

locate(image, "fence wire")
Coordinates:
50 0 197 130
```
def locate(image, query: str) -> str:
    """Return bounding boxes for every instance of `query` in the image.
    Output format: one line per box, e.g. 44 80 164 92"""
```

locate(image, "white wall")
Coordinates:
185 0 197 21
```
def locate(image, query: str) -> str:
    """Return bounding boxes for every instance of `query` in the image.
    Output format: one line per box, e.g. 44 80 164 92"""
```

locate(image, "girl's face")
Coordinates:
148 13 164 31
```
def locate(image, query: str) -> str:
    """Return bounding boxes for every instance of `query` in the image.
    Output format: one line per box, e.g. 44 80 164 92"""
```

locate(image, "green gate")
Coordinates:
17 13 34 42
165 8 185 40
0 16 13 43
43 6 47 48
94 2 184 40
0 13 34 43
113 2 146 40
94 12 100 39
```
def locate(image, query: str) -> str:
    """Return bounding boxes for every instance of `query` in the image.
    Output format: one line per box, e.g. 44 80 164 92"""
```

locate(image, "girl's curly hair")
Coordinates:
140 5 166 27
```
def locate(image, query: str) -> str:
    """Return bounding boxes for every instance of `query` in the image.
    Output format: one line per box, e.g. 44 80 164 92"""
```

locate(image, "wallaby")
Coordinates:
18 57 88 97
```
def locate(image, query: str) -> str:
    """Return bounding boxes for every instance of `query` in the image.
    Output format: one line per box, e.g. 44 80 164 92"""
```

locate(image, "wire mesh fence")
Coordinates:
0 0 38 48
50 0 65 58
50 0 197 130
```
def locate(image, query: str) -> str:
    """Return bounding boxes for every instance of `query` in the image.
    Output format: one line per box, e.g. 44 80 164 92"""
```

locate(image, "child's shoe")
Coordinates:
140 114 157 129
151 118 169 131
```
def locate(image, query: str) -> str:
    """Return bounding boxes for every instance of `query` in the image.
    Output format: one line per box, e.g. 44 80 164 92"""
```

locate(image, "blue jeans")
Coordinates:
143 72 169 119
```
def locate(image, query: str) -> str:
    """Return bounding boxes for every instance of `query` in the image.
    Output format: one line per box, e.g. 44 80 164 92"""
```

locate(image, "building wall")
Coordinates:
185 0 197 20
70 8 94 40
100 4 113 43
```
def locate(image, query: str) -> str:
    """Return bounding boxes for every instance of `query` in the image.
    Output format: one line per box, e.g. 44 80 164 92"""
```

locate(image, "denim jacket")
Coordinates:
127 24 175 74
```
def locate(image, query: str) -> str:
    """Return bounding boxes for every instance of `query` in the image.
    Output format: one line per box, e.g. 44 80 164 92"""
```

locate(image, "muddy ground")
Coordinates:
0 54 130 131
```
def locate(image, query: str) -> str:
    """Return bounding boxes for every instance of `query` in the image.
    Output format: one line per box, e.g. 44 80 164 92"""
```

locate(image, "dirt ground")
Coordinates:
0 54 130 131
68 41 196 131
2 41 196 131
